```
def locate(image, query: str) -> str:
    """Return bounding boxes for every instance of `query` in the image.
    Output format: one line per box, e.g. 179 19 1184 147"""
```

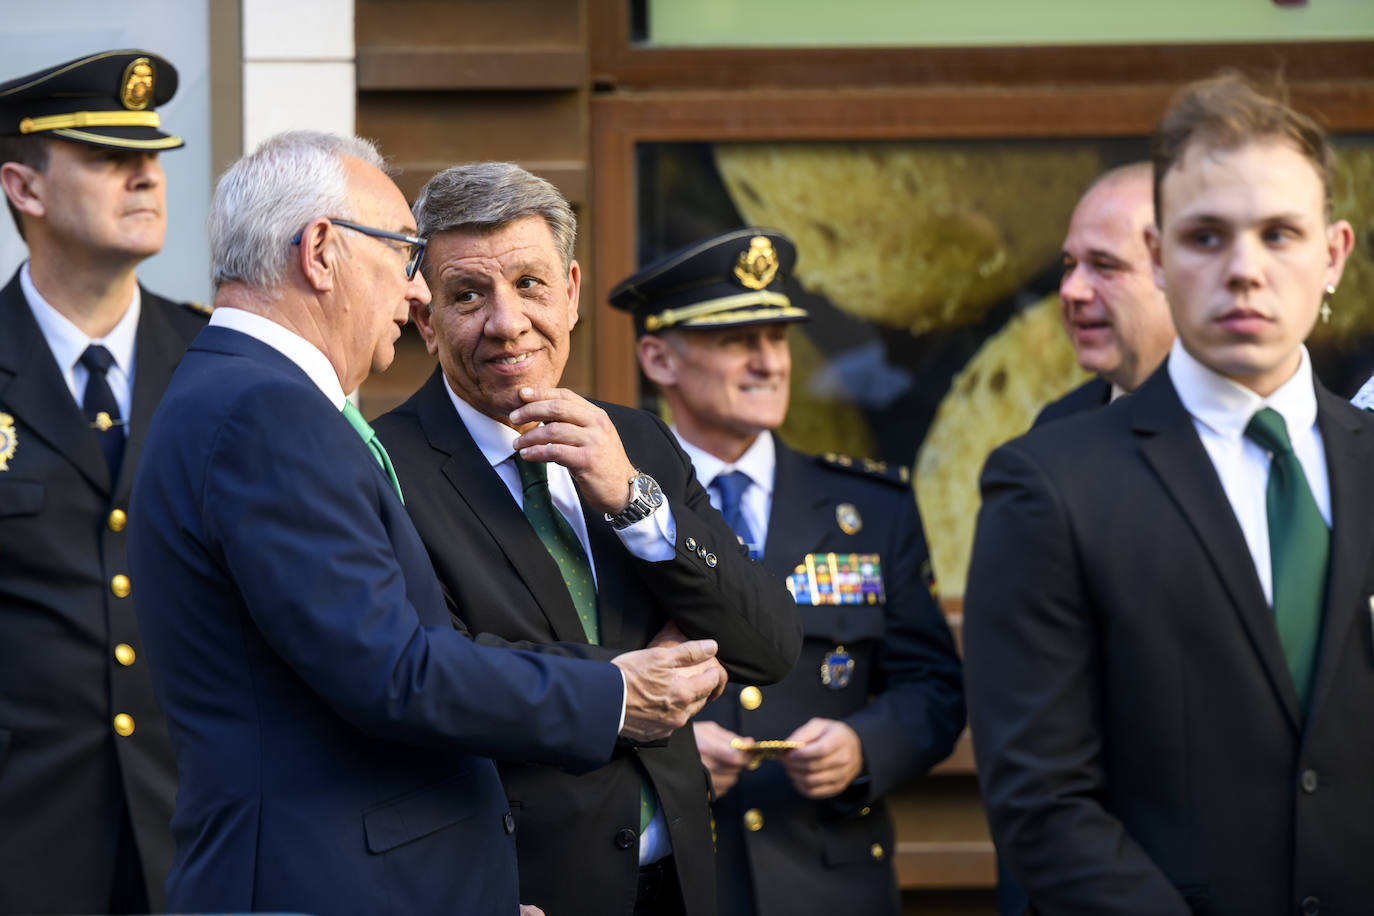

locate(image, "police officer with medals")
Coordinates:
619 229 966 916
0 50 207 913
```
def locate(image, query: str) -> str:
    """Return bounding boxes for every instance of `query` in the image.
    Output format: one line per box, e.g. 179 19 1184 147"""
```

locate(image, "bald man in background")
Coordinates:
1035 162 1176 428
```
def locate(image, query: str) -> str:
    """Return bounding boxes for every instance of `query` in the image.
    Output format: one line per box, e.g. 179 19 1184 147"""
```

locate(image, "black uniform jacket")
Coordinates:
0 269 205 912
698 434 966 916
373 368 803 916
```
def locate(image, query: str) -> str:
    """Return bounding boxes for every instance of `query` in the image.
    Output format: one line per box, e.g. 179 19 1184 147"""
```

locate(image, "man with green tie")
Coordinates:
964 73 1374 913
374 162 801 916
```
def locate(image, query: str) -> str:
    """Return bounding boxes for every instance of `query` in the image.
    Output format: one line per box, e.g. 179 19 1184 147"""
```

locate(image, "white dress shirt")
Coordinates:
208 307 346 407
674 430 776 558
23 261 140 431
441 377 673 863
1353 375 1374 411
1168 339 1331 606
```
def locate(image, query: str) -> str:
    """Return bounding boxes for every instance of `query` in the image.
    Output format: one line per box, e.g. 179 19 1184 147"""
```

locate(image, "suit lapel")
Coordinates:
415 370 590 644
117 290 187 501
1304 386 1374 721
762 435 833 580
0 272 111 493
1132 370 1303 730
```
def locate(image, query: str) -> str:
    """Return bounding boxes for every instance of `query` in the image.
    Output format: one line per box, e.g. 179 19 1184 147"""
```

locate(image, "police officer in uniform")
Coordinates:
619 229 966 916
0 50 207 913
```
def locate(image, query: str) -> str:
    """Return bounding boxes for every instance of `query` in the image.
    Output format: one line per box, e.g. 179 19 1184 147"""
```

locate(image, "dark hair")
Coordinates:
1151 72 1333 224
0 134 50 239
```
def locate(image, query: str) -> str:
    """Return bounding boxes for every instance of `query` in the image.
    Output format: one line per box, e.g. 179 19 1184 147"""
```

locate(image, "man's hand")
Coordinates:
693 720 753 798
519 905 545 916
613 639 728 742
509 387 640 514
782 717 865 799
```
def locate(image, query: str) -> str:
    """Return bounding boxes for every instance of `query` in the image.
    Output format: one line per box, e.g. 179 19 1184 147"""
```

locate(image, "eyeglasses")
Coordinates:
291 218 426 279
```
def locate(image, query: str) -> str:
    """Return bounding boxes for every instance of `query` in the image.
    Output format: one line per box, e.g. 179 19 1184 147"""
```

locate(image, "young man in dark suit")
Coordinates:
128 131 727 916
621 229 965 916
375 165 801 916
1035 162 1176 428
0 50 205 914
965 75 1371 914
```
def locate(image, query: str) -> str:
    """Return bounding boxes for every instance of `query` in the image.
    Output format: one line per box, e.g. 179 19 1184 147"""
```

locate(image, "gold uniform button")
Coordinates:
110 574 131 598
739 686 762 710
744 809 764 832
870 842 885 860
108 508 127 532
113 713 135 737
859 806 872 817
114 643 136 666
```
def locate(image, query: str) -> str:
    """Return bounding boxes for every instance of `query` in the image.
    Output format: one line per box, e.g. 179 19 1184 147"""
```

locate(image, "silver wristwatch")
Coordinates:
605 472 665 530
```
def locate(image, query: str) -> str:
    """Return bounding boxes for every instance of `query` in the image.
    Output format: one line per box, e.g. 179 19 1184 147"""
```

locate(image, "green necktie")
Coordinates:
513 456 656 830
1244 407 1329 714
514 455 598 644
341 401 404 504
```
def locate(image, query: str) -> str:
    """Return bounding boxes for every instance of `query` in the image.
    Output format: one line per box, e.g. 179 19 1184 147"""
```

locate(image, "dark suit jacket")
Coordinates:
697 436 965 916
0 270 204 913
1032 377 1112 428
964 364 1374 914
374 368 803 916
128 328 625 916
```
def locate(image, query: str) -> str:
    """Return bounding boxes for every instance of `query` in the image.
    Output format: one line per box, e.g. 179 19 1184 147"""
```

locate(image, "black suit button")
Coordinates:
503 813 515 835
685 537 698 552
614 827 637 849
1300 769 1319 793
1301 896 1320 915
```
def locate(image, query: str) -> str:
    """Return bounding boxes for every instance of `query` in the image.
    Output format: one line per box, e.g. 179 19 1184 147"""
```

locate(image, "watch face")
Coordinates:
635 474 664 505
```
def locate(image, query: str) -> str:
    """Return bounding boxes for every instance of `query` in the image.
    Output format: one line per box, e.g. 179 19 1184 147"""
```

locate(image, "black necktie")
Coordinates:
80 344 124 482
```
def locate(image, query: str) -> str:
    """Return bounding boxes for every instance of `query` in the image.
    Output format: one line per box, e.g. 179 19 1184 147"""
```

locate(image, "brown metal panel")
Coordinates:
357 48 587 91
357 0 583 47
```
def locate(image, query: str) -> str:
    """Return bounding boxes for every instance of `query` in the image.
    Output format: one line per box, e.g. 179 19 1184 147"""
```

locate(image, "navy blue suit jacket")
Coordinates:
129 326 624 915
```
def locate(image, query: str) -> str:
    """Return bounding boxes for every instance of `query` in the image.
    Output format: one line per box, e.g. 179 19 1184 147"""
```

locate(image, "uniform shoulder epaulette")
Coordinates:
816 452 911 486
182 300 213 316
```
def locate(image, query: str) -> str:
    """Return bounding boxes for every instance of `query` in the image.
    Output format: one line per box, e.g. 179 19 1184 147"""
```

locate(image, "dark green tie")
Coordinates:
1244 407 1329 713
341 402 403 504
514 455 598 644
513 456 656 831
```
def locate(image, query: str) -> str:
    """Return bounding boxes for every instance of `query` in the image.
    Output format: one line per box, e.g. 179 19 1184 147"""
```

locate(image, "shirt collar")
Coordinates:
1167 337 1318 441
208 307 346 408
21 260 141 375
674 429 776 497
444 380 522 467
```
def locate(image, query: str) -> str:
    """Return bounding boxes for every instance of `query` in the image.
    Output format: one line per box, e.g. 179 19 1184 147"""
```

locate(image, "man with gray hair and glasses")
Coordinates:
127 131 730 916
375 162 802 916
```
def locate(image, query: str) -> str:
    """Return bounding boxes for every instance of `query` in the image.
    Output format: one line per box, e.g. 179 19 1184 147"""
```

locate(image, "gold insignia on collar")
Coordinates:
733 236 779 291
0 412 17 470
836 502 862 535
121 57 155 111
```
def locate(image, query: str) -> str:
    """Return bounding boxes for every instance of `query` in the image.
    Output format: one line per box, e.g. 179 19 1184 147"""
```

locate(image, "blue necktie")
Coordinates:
712 470 759 559
80 344 124 482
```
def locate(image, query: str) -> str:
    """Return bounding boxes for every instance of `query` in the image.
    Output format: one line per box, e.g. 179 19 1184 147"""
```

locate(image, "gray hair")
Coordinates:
209 130 386 290
411 162 576 280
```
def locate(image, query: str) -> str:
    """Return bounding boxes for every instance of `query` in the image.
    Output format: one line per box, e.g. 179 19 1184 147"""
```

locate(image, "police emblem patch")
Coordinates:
820 645 854 689
0 412 17 470
836 502 862 535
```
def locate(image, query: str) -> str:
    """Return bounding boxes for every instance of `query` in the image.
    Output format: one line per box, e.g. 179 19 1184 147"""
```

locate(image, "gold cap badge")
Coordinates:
733 236 779 291
121 57 155 111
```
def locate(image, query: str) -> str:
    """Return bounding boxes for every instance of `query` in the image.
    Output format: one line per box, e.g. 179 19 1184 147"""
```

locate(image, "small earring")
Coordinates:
1320 285 1336 324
